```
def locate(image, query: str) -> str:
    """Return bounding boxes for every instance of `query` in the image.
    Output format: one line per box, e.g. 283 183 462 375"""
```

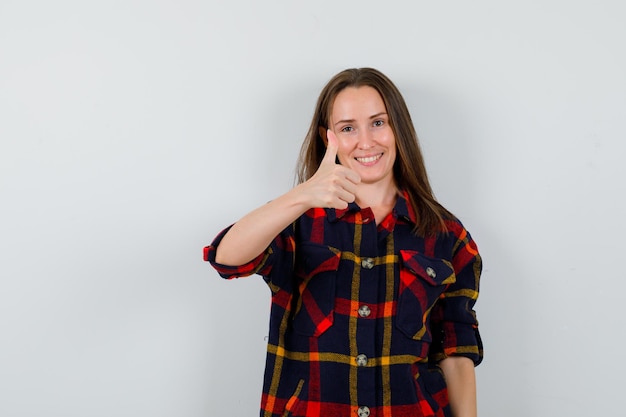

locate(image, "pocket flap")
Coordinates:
400 250 455 286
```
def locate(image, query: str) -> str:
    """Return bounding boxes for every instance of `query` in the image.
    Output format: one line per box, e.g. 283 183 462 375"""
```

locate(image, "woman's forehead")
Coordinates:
331 86 386 119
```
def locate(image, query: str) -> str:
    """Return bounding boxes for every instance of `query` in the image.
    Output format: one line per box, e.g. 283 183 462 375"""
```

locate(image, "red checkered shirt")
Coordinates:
204 191 483 417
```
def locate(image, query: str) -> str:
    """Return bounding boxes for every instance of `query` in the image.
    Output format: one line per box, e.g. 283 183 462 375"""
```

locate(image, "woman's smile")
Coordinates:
355 152 384 165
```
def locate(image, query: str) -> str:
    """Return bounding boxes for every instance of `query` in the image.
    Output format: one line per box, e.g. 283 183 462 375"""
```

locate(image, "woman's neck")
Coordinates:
355 180 399 223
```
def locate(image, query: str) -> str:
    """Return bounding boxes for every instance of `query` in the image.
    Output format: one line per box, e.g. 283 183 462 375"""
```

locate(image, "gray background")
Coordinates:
1 0 624 416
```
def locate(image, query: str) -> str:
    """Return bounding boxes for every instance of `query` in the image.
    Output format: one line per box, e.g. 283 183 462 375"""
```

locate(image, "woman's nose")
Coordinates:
357 130 375 149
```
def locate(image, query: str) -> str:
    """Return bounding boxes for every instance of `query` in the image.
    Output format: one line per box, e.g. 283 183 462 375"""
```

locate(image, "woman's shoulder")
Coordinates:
441 212 476 241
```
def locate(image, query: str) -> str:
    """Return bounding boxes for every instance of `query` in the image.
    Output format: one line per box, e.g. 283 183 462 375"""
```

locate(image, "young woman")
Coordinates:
204 68 483 417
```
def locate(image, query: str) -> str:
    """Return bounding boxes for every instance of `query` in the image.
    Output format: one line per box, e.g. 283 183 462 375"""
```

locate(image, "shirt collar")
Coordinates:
326 190 417 225
393 190 417 225
327 202 360 222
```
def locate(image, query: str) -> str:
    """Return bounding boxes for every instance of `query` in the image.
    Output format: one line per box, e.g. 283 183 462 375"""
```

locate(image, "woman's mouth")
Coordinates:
355 153 383 164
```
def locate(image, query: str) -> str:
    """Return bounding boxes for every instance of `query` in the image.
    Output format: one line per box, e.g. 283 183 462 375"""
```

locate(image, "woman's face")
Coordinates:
329 86 397 188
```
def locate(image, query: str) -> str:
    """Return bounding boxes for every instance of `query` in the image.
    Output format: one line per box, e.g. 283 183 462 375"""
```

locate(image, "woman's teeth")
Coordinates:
356 154 382 163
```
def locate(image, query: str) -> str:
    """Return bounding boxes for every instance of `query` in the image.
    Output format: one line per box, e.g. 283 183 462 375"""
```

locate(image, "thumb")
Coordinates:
321 129 338 165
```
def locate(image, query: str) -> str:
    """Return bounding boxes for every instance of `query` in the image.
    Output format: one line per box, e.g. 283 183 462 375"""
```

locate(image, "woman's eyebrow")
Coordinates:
333 112 388 127
333 118 355 127
369 112 388 119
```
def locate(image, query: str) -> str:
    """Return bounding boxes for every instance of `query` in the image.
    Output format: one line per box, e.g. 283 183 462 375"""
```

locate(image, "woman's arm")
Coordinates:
439 356 477 417
215 131 360 266
214 187 312 265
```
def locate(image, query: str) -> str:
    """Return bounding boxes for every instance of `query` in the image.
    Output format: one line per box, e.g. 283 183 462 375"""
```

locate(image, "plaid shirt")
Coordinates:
204 191 482 417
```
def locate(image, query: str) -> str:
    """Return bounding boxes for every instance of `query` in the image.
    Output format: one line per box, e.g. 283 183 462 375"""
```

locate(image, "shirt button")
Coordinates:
426 266 437 278
361 258 374 269
357 406 371 417
356 354 368 366
358 305 371 318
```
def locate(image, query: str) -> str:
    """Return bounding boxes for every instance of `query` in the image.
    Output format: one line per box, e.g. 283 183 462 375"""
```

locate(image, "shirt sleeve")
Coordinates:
429 223 483 366
203 223 297 285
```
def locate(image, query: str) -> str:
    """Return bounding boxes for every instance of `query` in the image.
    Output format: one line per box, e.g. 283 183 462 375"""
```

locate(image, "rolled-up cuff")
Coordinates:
433 324 483 366
203 225 267 279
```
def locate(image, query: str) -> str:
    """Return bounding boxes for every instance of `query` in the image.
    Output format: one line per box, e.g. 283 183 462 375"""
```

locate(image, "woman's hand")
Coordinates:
295 130 361 209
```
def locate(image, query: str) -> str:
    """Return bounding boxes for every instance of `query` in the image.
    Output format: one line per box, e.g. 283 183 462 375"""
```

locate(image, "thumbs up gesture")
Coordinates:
298 130 361 210
214 130 362 265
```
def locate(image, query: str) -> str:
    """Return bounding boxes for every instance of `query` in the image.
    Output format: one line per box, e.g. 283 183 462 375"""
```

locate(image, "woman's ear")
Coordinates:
318 127 328 146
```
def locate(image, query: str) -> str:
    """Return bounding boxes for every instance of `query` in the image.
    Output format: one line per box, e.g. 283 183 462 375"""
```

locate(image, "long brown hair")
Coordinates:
296 68 453 235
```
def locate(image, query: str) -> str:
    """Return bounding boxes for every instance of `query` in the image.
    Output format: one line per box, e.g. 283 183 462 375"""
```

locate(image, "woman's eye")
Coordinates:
373 120 384 127
341 126 354 132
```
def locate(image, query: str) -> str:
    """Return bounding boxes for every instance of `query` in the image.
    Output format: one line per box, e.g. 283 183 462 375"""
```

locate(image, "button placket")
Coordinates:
355 226 376 417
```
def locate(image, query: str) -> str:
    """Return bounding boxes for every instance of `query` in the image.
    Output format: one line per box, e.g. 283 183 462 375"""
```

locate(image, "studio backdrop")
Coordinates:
1 1 624 416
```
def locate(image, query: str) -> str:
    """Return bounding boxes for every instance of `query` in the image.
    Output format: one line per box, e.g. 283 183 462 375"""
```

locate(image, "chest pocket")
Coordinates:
396 250 456 341
292 242 341 337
